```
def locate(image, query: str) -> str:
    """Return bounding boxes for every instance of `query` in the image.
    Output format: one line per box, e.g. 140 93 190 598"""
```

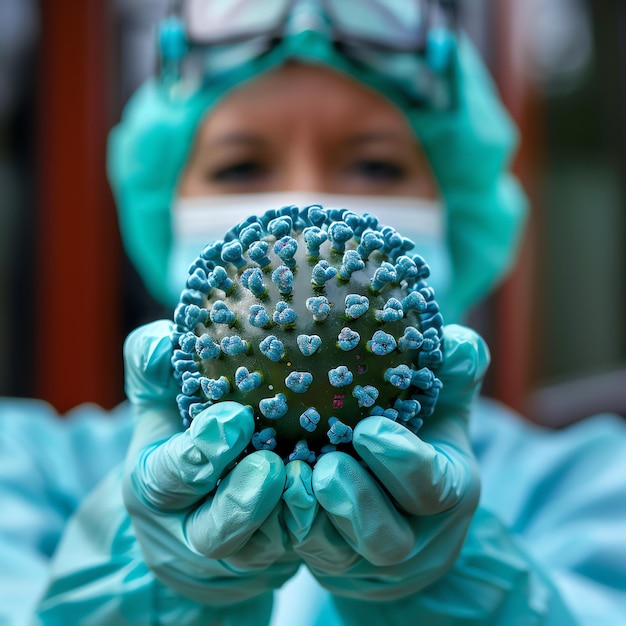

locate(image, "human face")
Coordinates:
178 62 438 199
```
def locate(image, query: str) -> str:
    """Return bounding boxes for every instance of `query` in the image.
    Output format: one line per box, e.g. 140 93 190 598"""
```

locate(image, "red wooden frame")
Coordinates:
35 1 123 412
491 1 543 414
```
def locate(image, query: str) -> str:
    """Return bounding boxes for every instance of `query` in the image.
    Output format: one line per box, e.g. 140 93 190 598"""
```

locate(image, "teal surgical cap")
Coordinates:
107 29 527 323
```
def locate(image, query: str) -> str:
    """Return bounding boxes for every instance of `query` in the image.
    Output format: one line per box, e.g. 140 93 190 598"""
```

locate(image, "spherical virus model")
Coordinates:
171 205 443 465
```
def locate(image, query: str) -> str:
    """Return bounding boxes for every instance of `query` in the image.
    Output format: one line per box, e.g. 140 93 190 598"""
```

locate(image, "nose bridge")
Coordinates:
280 124 333 193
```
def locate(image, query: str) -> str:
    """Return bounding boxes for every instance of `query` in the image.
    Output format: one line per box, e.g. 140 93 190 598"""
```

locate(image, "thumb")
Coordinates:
124 320 182 455
125 402 255 512
124 319 179 408
435 324 490 417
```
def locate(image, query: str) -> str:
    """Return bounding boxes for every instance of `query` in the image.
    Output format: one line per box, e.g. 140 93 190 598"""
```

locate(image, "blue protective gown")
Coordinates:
0 396 625 625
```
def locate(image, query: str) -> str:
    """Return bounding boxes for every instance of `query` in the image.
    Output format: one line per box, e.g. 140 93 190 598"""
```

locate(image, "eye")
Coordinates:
209 161 265 183
350 160 406 182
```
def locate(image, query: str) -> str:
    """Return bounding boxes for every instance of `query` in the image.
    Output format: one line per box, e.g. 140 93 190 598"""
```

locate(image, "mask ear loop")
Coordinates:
158 14 189 92
426 0 459 74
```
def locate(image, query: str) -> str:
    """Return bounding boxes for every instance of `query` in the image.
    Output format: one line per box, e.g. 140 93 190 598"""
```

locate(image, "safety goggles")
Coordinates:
159 0 459 109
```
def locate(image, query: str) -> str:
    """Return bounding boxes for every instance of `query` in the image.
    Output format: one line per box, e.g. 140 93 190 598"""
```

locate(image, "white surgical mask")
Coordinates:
167 191 451 306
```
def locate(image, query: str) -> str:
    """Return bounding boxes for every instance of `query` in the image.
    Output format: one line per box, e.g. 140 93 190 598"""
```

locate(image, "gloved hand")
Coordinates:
282 323 487 600
122 319 300 606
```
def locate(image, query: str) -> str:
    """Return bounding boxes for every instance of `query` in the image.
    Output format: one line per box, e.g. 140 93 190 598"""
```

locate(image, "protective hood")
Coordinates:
107 28 527 323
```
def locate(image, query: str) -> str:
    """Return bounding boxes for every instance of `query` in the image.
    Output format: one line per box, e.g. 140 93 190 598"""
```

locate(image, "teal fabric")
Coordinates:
471 398 626 624
108 30 526 322
407 41 527 321
329 507 577 625
33 465 276 626
0 398 132 626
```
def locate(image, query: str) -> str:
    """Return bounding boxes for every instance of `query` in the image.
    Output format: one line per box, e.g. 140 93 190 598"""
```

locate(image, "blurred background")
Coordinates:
0 0 624 424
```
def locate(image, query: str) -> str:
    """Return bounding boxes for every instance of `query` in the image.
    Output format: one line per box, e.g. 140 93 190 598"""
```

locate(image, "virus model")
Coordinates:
171 204 443 464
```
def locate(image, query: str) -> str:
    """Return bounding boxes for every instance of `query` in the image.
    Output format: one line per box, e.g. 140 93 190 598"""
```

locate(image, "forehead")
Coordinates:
199 62 415 138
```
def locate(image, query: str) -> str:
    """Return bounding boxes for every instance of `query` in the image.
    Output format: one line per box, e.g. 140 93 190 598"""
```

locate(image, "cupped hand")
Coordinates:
122 320 299 605
282 324 488 599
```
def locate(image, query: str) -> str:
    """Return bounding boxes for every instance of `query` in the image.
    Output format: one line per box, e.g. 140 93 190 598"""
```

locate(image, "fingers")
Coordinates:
127 402 254 511
222 502 285 570
346 324 484 518
353 415 479 516
283 461 318 542
186 451 286 558
127 450 292 581
283 461 360 573
312 452 415 566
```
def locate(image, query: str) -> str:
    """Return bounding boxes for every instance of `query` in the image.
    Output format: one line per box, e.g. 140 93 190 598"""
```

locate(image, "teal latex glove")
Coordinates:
123 319 300 606
282 324 486 599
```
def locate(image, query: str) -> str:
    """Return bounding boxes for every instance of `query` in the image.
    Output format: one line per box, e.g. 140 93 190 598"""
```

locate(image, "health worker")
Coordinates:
0 2 624 625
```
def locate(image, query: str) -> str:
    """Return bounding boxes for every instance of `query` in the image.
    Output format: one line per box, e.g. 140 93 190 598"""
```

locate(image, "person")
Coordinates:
1 1 625 624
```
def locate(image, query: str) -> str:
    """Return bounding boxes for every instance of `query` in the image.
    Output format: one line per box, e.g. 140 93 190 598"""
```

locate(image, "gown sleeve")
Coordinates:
0 397 132 626
471 397 626 624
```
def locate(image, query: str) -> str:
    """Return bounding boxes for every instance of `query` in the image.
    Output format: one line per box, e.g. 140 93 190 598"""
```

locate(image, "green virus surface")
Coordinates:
172 205 443 464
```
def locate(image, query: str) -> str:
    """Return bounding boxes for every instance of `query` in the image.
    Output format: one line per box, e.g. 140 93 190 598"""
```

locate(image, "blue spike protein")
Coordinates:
241 268 267 297
306 296 331 322
196 334 220 360
248 304 271 328
327 417 353 445
300 407 321 432
220 335 248 356
259 335 285 362
368 330 397 356
337 327 360 351
375 298 404 322
338 250 365 280
352 384 379 408
252 427 277 451
210 301 236 325
297 334 322 356
259 393 289 419
285 371 313 393
328 365 353 388
344 294 369 319
274 236 298 267
273 301 297 326
235 366 262 392
311 261 337 287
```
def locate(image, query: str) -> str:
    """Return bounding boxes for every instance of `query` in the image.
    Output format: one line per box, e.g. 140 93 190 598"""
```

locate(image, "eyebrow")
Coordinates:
207 132 267 148
347 130 411 146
